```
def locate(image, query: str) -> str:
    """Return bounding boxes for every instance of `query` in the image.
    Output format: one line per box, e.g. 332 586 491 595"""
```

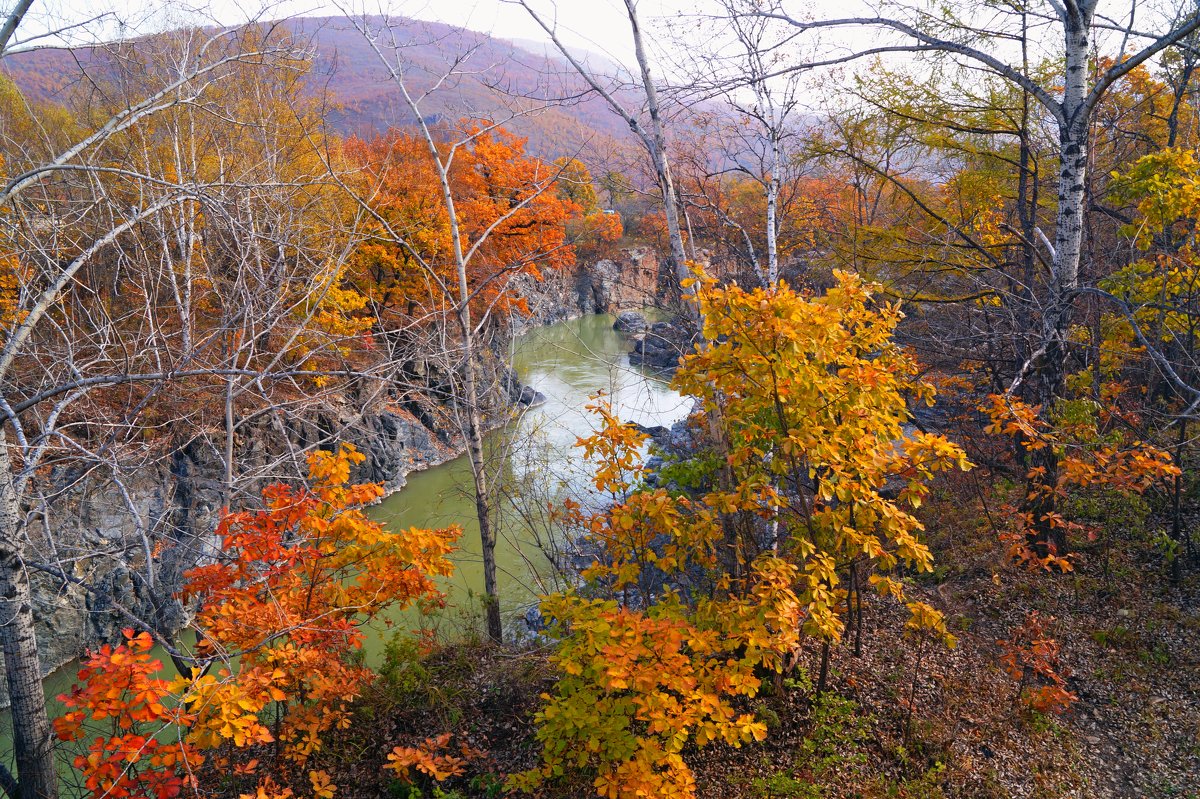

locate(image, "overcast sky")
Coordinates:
7 0 1183 90
11 0 723 65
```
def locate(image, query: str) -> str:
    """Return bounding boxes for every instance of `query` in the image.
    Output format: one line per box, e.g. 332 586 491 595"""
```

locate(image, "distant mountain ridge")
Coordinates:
0 14 642 160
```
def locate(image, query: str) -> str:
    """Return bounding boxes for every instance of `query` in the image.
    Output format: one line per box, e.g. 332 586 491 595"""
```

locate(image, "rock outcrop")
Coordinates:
628 321 695 371
613 311 648 334
510 246 663 333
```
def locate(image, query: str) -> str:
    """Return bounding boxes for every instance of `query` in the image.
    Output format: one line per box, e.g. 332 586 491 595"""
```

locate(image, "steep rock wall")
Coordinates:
4 245 671 703
511 246 662 332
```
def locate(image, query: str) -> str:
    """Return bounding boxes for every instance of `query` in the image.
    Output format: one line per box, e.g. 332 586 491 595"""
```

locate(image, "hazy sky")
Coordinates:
7 0 1178 89
10 0 715 65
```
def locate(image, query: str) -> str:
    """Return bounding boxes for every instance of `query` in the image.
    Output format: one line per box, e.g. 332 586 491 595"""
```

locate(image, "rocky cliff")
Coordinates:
2 402 475 706
2 246 671 705
511 246 663 332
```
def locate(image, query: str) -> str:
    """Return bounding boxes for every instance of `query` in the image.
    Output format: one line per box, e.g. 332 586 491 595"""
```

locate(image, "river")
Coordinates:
1 311 690 780
364 311 689 651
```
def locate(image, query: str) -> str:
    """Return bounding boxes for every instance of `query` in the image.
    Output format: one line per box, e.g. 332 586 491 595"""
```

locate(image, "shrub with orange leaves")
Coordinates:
181 444 458 777
983 394 1178 570
56 444 459 798
54 630 200 799
384 732 482 787
998 612 1078 715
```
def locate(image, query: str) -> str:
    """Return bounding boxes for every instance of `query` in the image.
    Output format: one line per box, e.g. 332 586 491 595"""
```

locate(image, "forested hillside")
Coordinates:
0 15 639 158
1 2 1200 799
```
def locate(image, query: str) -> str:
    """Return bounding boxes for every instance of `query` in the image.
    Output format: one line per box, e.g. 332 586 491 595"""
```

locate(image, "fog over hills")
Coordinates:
0 14 645 160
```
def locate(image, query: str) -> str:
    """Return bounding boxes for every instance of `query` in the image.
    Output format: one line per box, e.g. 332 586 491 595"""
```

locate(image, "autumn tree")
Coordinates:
85 28 374 505
672 118 839 286
344 14 582 642
762 0 1200 399
347 125 575 324
554 156 599 213
522 270 969 798
0 16 375 796
515 0 693 305
677 0 808 286
599 169 634 208
552 157 625 260
756 0 1200 556
55 444 457 799
1089 147 1200 572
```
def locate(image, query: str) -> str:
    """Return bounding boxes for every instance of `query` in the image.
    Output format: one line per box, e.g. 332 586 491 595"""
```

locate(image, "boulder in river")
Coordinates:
516 385 546 406
625 421 670 444
613 311 648 334
502 367 546 407
629 321 692 370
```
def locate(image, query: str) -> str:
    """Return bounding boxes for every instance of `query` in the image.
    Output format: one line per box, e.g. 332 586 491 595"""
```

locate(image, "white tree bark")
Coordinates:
1039 1 1094 404
765 121 782 286
0 435 57 799
516 0 692 299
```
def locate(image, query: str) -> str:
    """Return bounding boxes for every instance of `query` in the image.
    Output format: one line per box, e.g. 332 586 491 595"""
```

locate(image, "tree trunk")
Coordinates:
765 133 781 286
624 0 690 296
377 28 508 645
443 163 503 644
1171 417 1187 583
458 319 503 643
1040 32 1089 405
0 438 59 799
1026 8 1092 558
816 640 831 696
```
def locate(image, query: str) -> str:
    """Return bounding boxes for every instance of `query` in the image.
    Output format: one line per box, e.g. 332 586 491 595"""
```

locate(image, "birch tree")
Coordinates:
0 15 363 796
759 0 1200 553
512 0 692 301
680 0 806 287
339 12 578 643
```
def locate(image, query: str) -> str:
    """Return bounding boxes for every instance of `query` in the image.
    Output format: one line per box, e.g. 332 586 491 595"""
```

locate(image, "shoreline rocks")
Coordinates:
628 321 694 371
613 310 647 333
509 246 663 335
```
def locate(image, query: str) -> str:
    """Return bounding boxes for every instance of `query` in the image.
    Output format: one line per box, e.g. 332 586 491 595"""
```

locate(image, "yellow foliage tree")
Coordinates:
520 270 971 799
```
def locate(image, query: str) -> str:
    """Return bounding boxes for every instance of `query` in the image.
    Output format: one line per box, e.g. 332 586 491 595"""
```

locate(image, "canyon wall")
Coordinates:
1 247 668 703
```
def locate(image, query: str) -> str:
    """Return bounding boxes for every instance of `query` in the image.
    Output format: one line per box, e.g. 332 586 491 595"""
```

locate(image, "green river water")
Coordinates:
1 311 689 783
363 311 687 652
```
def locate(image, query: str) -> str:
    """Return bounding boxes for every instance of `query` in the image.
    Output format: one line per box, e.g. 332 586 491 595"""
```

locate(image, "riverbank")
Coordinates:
364 312 689 649
1 256 678 710
0 313 685 795
0 245 671 709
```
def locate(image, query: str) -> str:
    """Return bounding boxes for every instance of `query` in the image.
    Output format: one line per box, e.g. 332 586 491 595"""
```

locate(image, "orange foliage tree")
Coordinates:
55 630 200 799
552 156 624 260
998 611 1079 716
983 393 1178 569
345 124 578 322
55 444 458 799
